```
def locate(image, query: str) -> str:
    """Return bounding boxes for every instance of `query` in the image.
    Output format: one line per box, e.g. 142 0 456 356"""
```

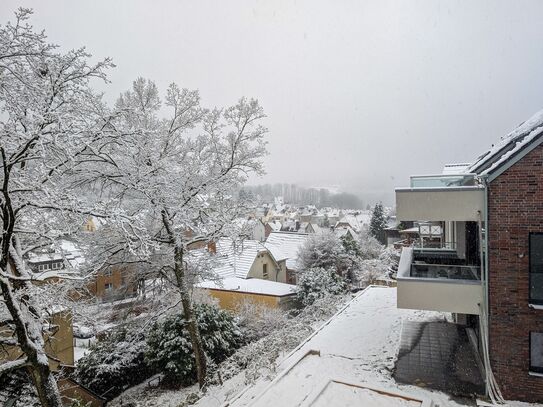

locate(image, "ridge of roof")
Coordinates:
467 109 543 176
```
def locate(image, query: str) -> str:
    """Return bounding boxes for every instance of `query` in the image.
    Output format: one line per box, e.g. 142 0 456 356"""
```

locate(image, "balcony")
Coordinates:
397 247 482 315
396 174 485 222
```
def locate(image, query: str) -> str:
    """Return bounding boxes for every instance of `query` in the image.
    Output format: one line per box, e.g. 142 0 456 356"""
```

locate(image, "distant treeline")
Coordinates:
241 184 365 209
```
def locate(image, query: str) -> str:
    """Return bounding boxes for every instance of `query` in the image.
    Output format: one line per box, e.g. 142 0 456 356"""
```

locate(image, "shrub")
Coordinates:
76 325 152 400
235 300 289 342
358 229 383 260
296 267 347 306
145 303 243 384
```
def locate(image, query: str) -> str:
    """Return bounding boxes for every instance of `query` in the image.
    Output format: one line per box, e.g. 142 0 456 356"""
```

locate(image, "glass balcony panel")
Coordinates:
410 174 477 188
411 263 480 281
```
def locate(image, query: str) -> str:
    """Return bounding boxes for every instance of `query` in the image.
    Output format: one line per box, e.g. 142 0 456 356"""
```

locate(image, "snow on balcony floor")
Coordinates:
217 286 475 407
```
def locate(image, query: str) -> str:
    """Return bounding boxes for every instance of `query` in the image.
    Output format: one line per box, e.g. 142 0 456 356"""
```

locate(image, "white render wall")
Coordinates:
397 278 482 315
396 187 485 222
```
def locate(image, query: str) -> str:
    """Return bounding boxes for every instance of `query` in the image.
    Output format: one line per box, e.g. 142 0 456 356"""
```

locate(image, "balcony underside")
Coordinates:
395 187 485 222
397 248 482 315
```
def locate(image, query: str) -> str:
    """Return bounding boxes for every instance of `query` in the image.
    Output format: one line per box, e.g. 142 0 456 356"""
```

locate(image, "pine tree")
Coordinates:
369 203 387 244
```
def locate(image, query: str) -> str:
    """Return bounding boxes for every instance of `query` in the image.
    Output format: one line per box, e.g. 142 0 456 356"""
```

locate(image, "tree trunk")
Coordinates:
29 364 63 407
172 243 207 388
0 277 63 407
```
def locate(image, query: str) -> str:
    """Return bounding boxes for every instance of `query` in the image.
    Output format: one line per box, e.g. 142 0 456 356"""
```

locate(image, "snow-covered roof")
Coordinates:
442 163 471 175
225 287 446 407
334 226 358 240
264 232 308 271
32 269 83 282
266 221 282 232
27 252 64 263
214 239 273 279
197 277 296 297
467 109 543 176
311 223 323 234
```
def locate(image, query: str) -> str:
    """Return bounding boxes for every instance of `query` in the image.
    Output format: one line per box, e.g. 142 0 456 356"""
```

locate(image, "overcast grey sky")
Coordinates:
2 0 543 204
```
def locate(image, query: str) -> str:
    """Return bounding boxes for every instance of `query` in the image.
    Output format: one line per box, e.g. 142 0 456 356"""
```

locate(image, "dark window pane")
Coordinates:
531 273 543 302
530 234 543 303
531 332 543 373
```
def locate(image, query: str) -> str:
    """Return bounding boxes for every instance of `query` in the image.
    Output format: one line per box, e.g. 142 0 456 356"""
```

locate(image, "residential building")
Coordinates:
264 232 309 284
394 109 543 402
197 277 296 310
264 221 282 238
196 239 293 309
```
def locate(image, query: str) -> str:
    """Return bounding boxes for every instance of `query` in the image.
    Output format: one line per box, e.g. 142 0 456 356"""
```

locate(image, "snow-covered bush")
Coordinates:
340 233 362 257
298 231 349 273
235 300 289 342
296 267 347 306
0 371 39 407
145 303 243 384
352 259 386 287
358 229 384 260
77 325 151 400
298 230 361 280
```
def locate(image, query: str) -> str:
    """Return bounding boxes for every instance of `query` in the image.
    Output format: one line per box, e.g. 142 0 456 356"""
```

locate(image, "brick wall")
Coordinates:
488 143 543 402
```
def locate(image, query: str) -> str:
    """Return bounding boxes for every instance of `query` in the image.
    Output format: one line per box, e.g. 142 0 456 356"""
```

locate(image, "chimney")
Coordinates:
207 241 217 254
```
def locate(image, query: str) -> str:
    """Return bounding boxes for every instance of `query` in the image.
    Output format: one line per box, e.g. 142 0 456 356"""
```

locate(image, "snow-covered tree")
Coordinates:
358 228 384 260
77 324 151 399
296 267 347 306
0 9 113 406
369 203 387 244
89 78 267 387
297 230 351 275
145 304 243 384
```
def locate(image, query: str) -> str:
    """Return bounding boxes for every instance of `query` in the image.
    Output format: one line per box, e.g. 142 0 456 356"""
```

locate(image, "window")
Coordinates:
263 263 268 279
530 233 543 304
104 283 113 291
530 332 543 374
104 269 113 277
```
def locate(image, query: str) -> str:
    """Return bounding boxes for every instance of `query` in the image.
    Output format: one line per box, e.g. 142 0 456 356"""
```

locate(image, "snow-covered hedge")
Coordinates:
145 303 243 384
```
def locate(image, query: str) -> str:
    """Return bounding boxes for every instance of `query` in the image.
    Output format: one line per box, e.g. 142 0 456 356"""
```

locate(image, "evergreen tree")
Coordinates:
369 203 387 244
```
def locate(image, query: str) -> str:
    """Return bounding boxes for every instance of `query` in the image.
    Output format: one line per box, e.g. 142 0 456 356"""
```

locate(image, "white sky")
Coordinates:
2 0 543 204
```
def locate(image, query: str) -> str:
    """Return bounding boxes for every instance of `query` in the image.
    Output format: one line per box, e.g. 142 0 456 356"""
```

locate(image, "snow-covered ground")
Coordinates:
108 287 541 407
196 287 540 407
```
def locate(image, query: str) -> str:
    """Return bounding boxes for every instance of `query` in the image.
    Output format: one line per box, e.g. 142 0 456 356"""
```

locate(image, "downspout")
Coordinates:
479 174 504 404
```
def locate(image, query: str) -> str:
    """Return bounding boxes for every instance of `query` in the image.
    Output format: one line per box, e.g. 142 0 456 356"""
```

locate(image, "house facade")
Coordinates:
395 109 543 403
196 239 293 309
264 232 309 285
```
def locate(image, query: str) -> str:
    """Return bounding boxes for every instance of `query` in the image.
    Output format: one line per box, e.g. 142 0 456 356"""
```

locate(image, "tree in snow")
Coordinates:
358 228 384 260
369 202 387 244
340 233 361 257
77 324 152 400
297 230 353 276
296 267 347 306
88 78 267 387
0 9 113 406
145 304 243 385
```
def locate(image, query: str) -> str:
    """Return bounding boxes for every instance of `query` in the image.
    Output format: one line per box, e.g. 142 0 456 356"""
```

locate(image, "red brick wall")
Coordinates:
488 143 543 402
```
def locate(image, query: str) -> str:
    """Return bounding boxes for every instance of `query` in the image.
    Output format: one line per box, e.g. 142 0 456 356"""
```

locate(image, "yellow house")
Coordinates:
196 239 297 310
197 277 296 311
